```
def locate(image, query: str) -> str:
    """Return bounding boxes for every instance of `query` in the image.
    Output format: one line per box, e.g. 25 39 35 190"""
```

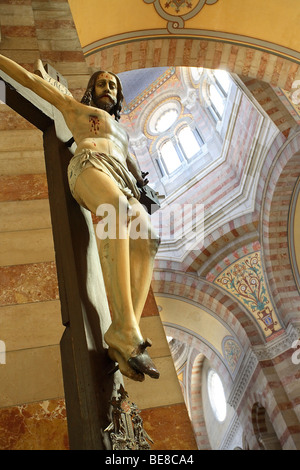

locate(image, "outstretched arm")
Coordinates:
0 53 73 112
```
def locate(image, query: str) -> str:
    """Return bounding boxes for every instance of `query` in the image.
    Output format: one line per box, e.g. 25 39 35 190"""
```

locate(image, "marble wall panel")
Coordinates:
0 0 197 450
0 106 37 131
141 403 197 450
142 288 161 317
0 174 48 202
0 0 83 451
0 399 68 450
0 37 38 51
0 262 59 306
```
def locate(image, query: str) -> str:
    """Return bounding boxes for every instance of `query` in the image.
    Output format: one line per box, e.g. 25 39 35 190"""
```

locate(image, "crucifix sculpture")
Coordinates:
0 54 160 450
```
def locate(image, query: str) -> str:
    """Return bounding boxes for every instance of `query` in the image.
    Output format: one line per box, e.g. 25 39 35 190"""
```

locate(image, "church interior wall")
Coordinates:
0 0 300 451
0 0 87 450
0 0 196 450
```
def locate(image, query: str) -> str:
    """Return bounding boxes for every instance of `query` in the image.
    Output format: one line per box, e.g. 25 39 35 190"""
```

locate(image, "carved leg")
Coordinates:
73 167 159 380
127 197 160 324
101 197 160 380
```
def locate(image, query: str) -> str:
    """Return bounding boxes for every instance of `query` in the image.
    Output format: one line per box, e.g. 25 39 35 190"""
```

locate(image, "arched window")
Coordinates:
206 70 232 122
209 84 225 119
207 369 227 422
147 100 205 177
190 67 203 84
160 139 182 174
177 126 201 160
214 69 231 95
148 100 181 135
155 108 178 133
158 124 204 176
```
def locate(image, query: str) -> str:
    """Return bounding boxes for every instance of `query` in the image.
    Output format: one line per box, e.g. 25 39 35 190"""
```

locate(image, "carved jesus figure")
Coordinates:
0 54 160 382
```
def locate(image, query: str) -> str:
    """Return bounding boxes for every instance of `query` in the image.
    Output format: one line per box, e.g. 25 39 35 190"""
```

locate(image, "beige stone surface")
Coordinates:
0 130 43 152
0 200 51 232
139 315 171 359
0 345 64 408
0 150 46 176
0 5 34 25
123 355 184 410
0 229 55 266
0 300 63 351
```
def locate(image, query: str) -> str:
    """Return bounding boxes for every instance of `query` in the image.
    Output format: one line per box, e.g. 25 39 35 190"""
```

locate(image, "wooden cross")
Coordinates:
0 63 124 450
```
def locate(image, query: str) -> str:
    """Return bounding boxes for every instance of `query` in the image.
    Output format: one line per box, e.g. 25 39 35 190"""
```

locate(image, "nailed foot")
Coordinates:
107 347 145 382
105 326 160 381
128 338 160 379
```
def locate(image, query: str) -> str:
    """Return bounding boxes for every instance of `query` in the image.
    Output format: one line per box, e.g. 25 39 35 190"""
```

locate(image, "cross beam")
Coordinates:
1 74 123 450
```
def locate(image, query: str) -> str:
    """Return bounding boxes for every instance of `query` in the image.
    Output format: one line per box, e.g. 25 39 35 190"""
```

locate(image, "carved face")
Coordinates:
93 72 118 112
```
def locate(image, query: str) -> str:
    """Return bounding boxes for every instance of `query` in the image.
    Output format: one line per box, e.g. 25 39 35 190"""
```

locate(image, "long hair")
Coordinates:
81 70 124 122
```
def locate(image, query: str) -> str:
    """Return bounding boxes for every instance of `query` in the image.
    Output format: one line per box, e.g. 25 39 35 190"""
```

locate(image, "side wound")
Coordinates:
89 115 100 134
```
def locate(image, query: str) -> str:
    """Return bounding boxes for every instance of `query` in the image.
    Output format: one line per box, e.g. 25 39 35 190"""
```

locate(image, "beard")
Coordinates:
94 94 117 114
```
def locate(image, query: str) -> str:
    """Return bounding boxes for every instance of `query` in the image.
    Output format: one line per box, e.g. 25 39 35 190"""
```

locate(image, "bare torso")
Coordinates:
63 100 129 165
0 55 129 166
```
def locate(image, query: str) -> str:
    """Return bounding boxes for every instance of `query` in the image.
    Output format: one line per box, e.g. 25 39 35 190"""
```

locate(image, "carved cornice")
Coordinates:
227 323 300 410
253 322 300 361
219 413 243 450
227 349 258 410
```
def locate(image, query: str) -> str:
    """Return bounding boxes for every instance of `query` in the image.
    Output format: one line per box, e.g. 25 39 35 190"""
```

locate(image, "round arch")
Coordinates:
153 272 265 346
188 352 211 450
183 217 260 274
251 402 282 450
260 130 300 326
163 325 230 450
85 38 300 91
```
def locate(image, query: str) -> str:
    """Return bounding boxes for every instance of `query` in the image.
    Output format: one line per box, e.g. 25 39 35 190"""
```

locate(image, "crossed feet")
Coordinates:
105 324 160 382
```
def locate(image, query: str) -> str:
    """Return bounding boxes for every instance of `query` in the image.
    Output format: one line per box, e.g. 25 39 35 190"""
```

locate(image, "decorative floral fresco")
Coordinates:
222 337 242 373
215 252 282 340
